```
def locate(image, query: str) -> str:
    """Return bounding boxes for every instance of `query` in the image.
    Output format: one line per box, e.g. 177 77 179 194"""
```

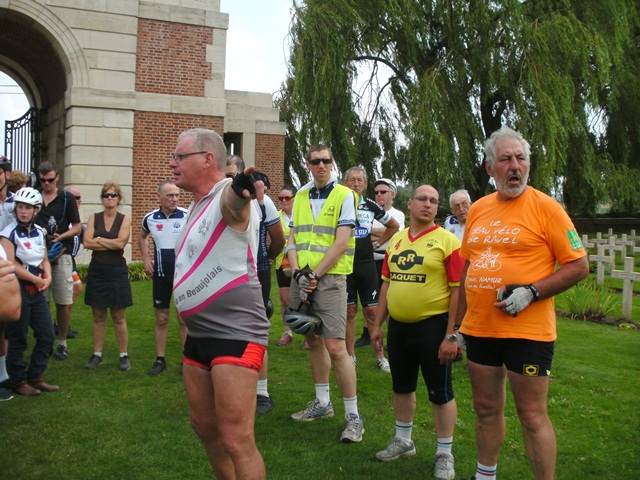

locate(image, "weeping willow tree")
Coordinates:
280 0 639 215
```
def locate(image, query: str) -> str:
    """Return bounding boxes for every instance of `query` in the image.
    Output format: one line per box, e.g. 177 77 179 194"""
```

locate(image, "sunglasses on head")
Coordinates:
39 177 56 183
101 192 119 199
278 195 293 202
308 158 332 166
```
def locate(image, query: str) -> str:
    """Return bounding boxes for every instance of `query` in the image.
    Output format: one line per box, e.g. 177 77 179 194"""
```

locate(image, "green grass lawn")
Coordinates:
1 276 638 479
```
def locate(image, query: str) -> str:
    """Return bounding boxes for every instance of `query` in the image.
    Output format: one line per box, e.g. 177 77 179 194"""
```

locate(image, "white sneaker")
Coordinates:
434 452 455 480
375 436 416 461
340 413 364 443
376 357 391 373
291 399 334 421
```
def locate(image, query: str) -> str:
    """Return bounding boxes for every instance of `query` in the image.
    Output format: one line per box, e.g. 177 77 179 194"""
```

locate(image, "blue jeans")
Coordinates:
5 285 55 384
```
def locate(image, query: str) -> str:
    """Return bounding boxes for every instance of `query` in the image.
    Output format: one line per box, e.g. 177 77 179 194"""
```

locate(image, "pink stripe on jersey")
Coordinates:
175 194 216 258
180 273 249 316
174 217 227 291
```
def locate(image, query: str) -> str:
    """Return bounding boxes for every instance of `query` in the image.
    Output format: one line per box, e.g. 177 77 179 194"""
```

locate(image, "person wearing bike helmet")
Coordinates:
0 187 59 396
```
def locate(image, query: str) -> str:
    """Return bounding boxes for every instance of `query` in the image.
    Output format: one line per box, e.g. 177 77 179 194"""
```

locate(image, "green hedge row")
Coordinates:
76 261 151 282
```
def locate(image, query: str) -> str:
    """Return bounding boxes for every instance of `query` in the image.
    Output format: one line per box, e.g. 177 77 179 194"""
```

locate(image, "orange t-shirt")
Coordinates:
459 187 585 341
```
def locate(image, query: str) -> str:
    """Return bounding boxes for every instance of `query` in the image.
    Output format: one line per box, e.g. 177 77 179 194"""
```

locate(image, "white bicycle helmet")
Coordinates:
14 187 43 207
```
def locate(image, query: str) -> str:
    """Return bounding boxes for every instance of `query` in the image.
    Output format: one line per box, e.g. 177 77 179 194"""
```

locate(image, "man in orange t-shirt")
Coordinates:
456 127 588 480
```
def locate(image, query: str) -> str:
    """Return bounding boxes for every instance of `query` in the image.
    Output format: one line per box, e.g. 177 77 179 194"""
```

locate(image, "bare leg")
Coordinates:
154 308 170 357
468 361 507 466
307 334 331 384
324 338 356 399
362 305 384 359
432 400 457 438
346 304 358 357
56 303 72 342
184 362 265 479
509 371 556 480
393 391 417 422
91 307 108 352
110 308 128 354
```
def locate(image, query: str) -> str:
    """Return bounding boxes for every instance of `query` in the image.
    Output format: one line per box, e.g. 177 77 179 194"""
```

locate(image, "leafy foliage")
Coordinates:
281 0 640 215
564 278 618 320
76 262 151 282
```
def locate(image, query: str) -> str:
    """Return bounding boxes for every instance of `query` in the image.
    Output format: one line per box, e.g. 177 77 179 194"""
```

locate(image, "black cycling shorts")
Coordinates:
464 335 555 377
346 260 379 307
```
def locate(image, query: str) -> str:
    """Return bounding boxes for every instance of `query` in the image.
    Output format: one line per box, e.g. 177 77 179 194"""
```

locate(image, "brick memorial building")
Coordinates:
0 0 285 261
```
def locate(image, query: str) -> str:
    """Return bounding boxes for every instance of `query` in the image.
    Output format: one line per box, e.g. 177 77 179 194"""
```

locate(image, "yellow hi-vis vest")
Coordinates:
293 184 355 275
275 209 290 269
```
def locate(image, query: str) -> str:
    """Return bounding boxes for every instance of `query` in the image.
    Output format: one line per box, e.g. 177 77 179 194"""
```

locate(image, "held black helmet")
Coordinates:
284 301 322 335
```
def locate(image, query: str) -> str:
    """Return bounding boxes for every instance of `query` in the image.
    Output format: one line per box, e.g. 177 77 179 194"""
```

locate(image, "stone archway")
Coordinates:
1 1 285 262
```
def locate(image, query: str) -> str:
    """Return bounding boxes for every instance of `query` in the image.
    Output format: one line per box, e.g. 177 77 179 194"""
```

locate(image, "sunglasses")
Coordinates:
39 177 56 183
375 189 390 195
101 192 119 199
74 196 82 201
308 158 332 166
278 196 293 202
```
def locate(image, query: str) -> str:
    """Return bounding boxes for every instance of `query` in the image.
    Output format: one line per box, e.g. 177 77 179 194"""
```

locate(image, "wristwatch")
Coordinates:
373 240 380 249
446 334 458 343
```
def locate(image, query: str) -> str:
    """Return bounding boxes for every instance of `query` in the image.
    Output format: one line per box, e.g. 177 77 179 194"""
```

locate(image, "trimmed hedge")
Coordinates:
76 261 151 282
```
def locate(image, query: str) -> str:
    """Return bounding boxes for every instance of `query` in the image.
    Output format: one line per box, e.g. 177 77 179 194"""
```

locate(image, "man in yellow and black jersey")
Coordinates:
370 185 463 480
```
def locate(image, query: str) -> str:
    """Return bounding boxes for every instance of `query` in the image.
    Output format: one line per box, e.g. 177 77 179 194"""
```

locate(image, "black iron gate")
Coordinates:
4 107 40 174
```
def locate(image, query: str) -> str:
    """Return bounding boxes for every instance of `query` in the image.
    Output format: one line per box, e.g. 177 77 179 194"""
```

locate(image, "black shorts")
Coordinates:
387 313 454 405
464 335 555 377
153 275 174 309
276 267 291 289
346 260 379 307
183 336 265 373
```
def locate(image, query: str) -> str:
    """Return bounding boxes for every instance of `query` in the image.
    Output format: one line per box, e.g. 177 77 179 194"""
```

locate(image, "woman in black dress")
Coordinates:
83 182 133 371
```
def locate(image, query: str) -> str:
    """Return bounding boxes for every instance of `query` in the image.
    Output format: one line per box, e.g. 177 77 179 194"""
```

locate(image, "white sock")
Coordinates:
119 352 128 358
436 436 453 455
395 420 413 441
58 340 67 348
476 462 497 479
0 356 8 383
343 396 358 417
257 379 269 397
94 352 102 357
315 383 330 406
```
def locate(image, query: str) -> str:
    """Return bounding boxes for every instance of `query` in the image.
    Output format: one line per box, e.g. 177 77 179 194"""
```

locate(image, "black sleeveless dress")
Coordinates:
84 212 133 309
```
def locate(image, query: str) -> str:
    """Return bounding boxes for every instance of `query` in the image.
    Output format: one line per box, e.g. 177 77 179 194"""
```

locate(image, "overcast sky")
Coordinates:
0 1 293 155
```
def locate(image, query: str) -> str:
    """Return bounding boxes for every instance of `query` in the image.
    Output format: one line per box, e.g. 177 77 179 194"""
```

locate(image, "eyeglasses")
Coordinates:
375 189 390 195
413 195 439 204
101 192 119 199
452 201 470 211
39 176 56 183
171 151 207 162
278 196 293 202
308 158 333 166
74 196 82 201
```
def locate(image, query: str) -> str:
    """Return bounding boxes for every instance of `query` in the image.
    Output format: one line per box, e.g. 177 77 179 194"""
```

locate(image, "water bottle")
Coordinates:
48 216 57 236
